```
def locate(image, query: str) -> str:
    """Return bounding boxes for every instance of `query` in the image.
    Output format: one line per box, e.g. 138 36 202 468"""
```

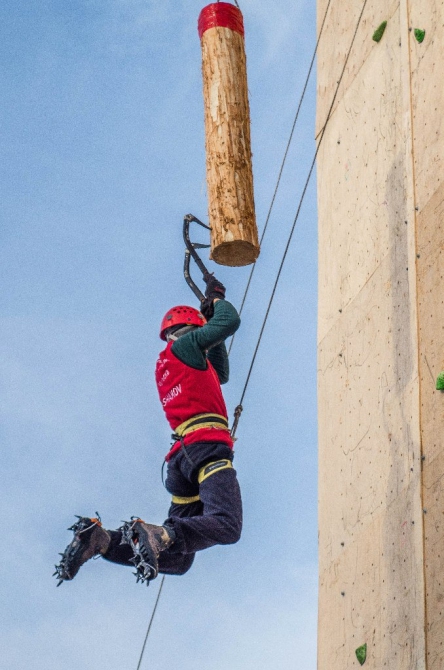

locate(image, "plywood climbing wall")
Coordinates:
316 0 444 667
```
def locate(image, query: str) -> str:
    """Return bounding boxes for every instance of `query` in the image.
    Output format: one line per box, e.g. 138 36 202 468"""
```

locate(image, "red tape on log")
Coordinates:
198 3 244 39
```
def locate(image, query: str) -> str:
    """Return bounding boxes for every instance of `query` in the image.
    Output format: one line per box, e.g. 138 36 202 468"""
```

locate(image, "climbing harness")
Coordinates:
164 413 232 480
162 413 233 486
175 412 229 436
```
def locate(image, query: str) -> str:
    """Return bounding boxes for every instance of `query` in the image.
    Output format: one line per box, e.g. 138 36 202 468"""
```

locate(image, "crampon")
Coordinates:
121 518 174 586
53 514 109 586
121 518 157 585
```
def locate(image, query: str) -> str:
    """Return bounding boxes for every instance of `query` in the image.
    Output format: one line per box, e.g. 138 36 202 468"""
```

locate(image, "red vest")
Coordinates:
155 342 233 459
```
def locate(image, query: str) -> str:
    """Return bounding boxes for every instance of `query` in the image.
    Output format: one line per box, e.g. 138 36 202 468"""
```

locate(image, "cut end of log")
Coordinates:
211 240 260 267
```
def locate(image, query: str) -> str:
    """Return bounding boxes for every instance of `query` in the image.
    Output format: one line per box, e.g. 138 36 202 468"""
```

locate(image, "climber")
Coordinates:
55 273 242 585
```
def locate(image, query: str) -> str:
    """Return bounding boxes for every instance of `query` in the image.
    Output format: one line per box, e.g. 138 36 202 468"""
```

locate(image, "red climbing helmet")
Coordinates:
160 305 206 340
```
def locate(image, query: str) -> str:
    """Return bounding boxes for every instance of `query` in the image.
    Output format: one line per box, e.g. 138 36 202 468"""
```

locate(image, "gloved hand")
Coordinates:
203 272 226 301
200 297 214 320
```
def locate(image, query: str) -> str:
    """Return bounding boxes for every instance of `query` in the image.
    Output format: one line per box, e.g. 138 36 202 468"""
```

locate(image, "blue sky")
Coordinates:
1 1 318 668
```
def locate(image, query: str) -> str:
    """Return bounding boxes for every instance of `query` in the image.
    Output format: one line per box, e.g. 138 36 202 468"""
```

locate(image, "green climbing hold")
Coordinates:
356 643 367 666
436 371 444 391
372 21 387 42
414 29 426 43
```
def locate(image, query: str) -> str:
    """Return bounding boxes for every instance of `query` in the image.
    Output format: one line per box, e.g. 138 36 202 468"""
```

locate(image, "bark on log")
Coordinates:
199 3 259 267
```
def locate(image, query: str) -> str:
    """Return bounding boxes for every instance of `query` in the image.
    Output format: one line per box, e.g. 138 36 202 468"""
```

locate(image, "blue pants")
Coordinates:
103 442 242 575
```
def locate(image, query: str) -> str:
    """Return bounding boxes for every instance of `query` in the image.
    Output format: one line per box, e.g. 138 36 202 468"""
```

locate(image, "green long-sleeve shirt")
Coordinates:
171 300 240 384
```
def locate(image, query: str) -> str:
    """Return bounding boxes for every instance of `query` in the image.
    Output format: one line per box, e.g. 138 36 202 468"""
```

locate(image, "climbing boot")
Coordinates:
54 515 111 586
121 518 175 585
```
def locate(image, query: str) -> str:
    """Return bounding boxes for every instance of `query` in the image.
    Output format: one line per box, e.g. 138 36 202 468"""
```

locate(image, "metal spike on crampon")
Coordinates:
121 520 156 586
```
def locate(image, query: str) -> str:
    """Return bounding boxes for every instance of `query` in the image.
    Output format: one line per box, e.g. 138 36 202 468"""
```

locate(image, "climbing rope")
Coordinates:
228 0 333 357
135 0 369 663
136 575 165 670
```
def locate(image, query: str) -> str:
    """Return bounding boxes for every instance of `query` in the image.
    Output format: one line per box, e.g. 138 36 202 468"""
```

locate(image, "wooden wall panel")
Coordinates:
416 185 444 465
318 495 425 668
318 251 421 569
317 10 404 342
422 451 444 670
316 0 399 137
409 1 444 667
409 0 444 207
410 2 444 663
318 248 425 667
315 0 444 666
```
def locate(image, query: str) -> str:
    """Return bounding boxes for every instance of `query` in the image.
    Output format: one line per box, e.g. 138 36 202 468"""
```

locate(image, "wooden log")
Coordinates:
198 3 259 267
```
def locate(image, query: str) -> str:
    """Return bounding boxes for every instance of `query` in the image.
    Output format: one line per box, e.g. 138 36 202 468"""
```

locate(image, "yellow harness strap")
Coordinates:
171 460 233 503
171 494 201 505
198 459 233 484
175 413 229 437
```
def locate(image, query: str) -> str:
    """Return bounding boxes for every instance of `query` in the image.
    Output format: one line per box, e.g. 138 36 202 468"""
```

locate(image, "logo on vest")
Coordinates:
158 369 170 387
162 384 182 406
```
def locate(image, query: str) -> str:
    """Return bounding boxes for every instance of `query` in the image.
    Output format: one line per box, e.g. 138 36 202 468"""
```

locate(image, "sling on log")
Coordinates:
198 3 260 267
